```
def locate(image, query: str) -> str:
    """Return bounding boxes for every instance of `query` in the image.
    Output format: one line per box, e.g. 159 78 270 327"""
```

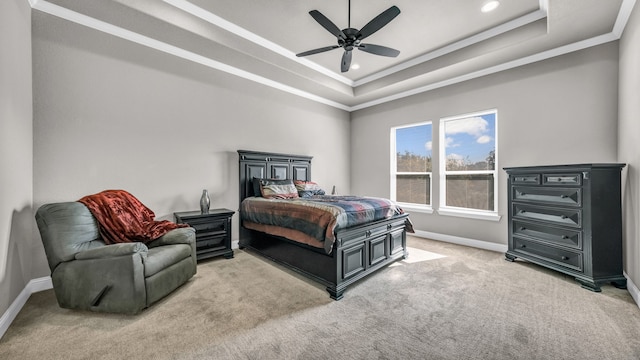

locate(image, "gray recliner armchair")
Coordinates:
35 201 197 314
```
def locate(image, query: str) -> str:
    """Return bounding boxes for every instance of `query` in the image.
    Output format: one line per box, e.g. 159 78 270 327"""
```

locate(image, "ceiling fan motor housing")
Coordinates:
339 28 361 51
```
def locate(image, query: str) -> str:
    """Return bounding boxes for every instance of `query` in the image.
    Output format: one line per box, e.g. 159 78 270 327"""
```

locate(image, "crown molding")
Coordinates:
163 0 355 87
352 9 548 87
29 0 636 112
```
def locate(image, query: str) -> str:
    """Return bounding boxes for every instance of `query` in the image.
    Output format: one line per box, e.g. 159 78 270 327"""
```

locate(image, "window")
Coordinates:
439 110 497 215
391 122 432 208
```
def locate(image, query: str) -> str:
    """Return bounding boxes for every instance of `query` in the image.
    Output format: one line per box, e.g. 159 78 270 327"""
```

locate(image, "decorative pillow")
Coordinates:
294 180 326 198
260 179 299 199
252 177 264 197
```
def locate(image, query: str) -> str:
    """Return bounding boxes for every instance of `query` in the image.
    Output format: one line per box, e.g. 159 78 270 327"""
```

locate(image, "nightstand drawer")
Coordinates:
189 218 227 236
196 235 226 251
513 203 581 228
512 220 582 249
513 237 583 272
512 186 581 207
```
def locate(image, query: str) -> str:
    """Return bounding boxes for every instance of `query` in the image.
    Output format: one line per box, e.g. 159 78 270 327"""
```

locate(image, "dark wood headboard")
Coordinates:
237 150 313 204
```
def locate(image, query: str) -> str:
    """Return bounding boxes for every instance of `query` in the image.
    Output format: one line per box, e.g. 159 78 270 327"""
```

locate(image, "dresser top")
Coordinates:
503 163 626 172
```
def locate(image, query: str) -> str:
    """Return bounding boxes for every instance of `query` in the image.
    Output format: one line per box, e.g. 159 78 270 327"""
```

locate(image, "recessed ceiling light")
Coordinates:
351 63 361 70
481 1 500 13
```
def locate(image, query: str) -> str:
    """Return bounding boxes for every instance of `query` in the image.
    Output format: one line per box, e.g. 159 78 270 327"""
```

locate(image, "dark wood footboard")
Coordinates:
239 213 409 300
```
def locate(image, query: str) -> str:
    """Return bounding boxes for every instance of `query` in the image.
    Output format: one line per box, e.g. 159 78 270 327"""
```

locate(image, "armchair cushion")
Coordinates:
143 244 192 277
75 242 148 261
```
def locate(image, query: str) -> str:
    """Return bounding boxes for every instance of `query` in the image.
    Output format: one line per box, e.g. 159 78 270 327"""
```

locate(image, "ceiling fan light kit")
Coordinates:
296 0 401 73
481 1 501 13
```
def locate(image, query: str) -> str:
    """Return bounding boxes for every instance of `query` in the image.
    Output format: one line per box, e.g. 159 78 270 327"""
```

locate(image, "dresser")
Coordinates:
504 163 626 291
174 209 235 261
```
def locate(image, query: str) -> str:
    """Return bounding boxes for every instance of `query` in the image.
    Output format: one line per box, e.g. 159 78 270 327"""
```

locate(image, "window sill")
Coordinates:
396 204 434 214
437 208 502 222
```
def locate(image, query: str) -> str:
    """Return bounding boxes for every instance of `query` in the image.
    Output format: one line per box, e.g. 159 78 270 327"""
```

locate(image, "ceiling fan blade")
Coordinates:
358 44 400 57
296 45 340 57
309 10 346 40
357 6 401 40
341 50 352 73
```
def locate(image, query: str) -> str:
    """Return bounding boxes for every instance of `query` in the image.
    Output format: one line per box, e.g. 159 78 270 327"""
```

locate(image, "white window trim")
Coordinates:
438 109 499 218
390 121 433 210
437 207 501 221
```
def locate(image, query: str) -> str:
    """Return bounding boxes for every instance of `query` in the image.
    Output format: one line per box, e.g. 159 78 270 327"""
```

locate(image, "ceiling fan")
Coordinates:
296 0 401 73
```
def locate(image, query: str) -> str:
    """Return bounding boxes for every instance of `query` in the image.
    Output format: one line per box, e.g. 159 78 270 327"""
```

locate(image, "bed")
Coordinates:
238 150 412 300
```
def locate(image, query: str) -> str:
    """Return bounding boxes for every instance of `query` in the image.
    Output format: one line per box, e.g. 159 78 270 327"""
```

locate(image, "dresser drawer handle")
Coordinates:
520 192 526 196
519 227 527 231
561 256 569 261
560 215 568 219
520 244 526 248
560 195 568 199
387 224 392 230
562 235 569 239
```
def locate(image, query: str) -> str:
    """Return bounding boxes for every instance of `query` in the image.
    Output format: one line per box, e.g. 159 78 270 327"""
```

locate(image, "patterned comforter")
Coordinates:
240 195 409 254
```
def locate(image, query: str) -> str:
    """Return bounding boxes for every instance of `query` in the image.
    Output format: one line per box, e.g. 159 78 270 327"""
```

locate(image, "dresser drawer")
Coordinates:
512 186 581 207
542 173 582 186
511 174 540 185
512 220 582 249
512 203 581 228
513 237 583 272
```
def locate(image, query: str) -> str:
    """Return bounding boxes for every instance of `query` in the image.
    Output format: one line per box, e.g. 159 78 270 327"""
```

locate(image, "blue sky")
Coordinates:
396 123 433 157
395 112 496 163
444 113 495 164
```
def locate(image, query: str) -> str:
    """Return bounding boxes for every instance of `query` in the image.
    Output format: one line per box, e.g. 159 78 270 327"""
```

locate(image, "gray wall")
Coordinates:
350 42 620 246
30 13 350 277
0 0 34 318
619 3 640 297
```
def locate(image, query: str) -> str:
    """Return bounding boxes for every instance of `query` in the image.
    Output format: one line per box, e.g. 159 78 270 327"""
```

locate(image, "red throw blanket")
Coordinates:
78 189 188 245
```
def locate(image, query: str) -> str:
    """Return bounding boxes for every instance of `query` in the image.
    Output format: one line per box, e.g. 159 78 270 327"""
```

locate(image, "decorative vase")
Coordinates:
200 189 210 214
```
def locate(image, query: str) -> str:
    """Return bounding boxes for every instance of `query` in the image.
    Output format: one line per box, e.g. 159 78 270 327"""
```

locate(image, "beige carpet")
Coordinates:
2 236 640 359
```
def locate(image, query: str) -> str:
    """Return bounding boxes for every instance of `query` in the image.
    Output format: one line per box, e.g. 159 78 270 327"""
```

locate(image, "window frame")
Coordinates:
390 121 434 213
438 109 500 221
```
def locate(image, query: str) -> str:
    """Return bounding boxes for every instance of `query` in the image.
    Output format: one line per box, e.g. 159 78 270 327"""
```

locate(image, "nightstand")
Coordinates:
174 209 234 261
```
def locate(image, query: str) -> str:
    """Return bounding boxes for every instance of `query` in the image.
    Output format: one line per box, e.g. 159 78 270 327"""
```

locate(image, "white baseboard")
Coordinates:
624 271 640 310
412 229 509 253
0 276 52 340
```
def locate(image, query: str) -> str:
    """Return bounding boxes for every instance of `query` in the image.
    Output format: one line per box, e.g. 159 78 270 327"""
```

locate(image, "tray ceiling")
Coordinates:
32 0 635 111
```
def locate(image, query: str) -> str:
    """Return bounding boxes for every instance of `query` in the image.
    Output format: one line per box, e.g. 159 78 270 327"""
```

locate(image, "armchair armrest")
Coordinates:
75 242 148 260
147 227 196 248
